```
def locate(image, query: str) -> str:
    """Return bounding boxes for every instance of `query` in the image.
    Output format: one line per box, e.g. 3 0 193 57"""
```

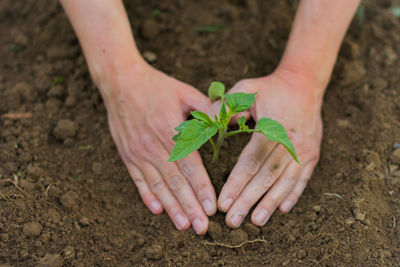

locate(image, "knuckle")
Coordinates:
180 162 194 177
286 175 297 186
150 179 166 194
240 156 260 175
263 171 277 189
167 174 186 191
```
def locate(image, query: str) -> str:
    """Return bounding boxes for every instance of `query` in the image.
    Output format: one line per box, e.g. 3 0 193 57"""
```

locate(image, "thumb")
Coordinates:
180 86 212 115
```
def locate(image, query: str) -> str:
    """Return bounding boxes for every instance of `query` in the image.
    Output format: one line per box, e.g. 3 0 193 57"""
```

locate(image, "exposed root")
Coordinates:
7 174 30 198
324 192 343 200
315 233 339 265
0 191 10 204
204 238 267 249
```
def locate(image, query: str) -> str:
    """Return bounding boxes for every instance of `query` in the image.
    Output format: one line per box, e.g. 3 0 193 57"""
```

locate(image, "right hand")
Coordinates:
97 61 216 235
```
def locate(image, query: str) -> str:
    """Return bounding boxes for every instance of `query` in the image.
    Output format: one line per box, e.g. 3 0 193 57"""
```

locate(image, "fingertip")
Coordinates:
148 200 164 215
218 197 233 213
279 199 295 213
193 217 209 235
202 199 217 216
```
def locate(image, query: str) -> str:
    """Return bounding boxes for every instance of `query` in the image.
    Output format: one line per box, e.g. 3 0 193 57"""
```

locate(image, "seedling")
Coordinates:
168 81 300 163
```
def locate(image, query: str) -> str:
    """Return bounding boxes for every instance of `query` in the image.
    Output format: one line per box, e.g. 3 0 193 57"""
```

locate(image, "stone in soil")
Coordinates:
53 119 77 141
59 191 80 210
37 254 63 267
207 221 222 240
23 222 42 237
78 216 90 227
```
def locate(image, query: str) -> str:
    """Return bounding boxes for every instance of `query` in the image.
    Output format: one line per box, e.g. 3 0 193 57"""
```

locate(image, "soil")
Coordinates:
1 0 400 266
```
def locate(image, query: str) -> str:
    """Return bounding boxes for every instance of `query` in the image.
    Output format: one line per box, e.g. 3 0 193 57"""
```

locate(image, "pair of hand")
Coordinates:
100 62 322 234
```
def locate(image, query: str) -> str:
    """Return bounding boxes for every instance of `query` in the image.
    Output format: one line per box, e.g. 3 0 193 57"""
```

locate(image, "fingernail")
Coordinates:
231 212 244 228
174 214 188 230
202 199 214 215
150 200 162 213
192 218 205 234
221 197 233 212
254 209 271 226
281 200 294 212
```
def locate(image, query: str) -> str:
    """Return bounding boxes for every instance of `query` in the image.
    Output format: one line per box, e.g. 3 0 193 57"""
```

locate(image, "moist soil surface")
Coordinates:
1 0 400 266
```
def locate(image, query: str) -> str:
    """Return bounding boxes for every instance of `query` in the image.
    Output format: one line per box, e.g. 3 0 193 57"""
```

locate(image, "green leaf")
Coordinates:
237 116 249 131
225 92 257 114
219 102 228 125
256 118 300 163
208 81 225 100
191 111 212 125
172 120 191 141
169 120 218 161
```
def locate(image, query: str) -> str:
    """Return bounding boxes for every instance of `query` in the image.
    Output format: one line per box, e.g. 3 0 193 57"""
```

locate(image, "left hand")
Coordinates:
217 69 323 228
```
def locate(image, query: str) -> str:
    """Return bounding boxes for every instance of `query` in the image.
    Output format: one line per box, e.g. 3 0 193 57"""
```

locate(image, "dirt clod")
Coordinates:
390 148 400 164
14 82 37 102
228 229 248 244
53 119 77 141
0 233 9 242
207 221 222 240
243 223 260 238
141 19 160 39
37 254 63 267
144 244 163 260
23 222 42 237
353 208 366 221
59 191 80 210
62 246 75 260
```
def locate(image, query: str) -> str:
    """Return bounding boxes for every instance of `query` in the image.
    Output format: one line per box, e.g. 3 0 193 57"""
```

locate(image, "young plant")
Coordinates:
168 81 300 164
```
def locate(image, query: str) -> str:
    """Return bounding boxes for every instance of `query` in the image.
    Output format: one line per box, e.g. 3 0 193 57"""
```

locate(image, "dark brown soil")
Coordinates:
1 0 400 266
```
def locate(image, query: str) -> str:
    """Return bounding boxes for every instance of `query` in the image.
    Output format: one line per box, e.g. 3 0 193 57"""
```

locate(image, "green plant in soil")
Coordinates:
168 81 300 164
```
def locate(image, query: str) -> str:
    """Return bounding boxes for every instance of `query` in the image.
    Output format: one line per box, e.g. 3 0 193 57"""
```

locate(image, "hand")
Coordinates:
98 62 216 234
217 69 323 228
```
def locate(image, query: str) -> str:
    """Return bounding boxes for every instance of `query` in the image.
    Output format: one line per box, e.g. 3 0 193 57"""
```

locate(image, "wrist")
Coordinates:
273 63 327 102
88 48 147 87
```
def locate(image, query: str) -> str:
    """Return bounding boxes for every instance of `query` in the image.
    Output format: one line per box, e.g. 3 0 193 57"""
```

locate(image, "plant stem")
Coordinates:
212 130 225 163
224 129 258 138
209 137 217 152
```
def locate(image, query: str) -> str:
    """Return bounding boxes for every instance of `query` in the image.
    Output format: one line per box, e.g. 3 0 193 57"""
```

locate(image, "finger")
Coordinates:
176 153 217 216
126 162 164 215
151 148 210 235
154 121 217 217
218 133 276 212
279 161 317 213
180 86 212 114
225 146 292 228
141 161 191 231
230 111 251 125
251 161 303 226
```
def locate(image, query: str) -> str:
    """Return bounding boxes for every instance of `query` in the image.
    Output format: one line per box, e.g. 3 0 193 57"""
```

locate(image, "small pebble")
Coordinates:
78 217 90 227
